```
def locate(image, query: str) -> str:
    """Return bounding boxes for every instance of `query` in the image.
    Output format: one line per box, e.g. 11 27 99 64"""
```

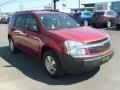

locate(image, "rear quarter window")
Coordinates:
9 15 16 26
107 11 116 16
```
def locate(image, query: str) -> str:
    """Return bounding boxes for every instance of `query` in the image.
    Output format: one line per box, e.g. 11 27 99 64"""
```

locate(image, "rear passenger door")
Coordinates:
23 14 41 55
13 14 27 48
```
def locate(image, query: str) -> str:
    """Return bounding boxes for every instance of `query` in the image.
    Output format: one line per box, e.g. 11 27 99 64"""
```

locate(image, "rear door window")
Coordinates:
93 12 104 17
9 15 16 26
25 15 39 32
15 15 26 28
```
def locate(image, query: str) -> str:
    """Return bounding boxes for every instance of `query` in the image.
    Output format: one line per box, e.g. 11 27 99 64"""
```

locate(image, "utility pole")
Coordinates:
19 0 23 11
53 0 59 10
79 0 80 9
0 6 2 16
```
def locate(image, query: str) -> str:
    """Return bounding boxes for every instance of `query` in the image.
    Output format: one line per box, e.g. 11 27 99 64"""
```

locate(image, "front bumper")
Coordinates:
58 49 114 74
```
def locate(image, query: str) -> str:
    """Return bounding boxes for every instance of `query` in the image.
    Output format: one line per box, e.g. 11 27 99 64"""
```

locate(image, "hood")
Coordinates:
48 26 107 43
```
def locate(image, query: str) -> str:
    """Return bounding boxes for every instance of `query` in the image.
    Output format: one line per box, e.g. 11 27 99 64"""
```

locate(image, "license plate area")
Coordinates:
101 56 110 64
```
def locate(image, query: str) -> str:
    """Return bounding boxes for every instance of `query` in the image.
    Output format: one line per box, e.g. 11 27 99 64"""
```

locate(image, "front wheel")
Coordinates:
116 24 120 29
92 24 97 28
9 38 17 53
43 51 65 78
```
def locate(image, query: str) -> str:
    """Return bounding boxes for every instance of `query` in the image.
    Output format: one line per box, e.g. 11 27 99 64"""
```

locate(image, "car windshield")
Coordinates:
83 11 92 16
39 13 80 30
107 11 116 16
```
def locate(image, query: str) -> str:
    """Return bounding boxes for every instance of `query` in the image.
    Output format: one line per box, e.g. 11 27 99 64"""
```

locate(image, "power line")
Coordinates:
0 0 16 6
25 5 43 10
0 0 16 16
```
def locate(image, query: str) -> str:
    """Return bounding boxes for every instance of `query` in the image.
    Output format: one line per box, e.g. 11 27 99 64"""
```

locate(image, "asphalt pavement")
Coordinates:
0 24 120 90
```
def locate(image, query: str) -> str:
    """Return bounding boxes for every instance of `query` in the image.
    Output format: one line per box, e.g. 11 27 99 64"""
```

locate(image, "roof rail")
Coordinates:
15 9 59 14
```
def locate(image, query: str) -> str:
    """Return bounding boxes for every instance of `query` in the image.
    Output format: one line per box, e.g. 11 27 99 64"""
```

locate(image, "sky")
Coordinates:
0 0 119 13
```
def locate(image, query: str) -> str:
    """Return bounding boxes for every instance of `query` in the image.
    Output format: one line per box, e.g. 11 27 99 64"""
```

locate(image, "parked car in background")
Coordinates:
0 16 2 23
8 10 114 78
69 11 93 26
91 10 117 28
116 12 120 29
7 16 11 24
0 16 9 24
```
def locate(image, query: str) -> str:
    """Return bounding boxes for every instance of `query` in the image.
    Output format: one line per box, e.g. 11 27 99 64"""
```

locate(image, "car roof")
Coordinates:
95 10 114 12
15 10 61 15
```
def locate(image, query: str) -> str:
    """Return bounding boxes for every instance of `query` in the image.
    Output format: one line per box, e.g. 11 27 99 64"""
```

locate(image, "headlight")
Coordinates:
106 34 110 39
64 40 86 56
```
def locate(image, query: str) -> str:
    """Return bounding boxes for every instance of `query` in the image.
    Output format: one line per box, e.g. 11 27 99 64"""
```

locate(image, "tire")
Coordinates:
43 50 65 78
92 24 97 28
9 38 17 53
84 20 88 26
116 24 120 29
107 21 111 28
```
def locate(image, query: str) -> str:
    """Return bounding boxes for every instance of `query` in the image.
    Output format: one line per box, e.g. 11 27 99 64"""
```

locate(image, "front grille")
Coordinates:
88 38 110 54
88 38 108 44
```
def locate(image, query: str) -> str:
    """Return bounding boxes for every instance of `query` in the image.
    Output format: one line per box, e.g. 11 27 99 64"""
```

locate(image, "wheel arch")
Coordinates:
8 34 12 39
41 45 56 59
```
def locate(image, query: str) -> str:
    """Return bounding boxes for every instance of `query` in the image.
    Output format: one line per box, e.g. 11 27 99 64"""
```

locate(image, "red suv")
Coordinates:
8 10 114 78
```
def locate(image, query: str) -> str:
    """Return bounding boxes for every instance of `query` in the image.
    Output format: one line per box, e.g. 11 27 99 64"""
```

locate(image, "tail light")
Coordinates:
101 15 107 20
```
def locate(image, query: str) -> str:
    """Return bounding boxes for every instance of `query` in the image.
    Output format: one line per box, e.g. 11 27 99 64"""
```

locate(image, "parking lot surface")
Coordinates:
0 24 120 90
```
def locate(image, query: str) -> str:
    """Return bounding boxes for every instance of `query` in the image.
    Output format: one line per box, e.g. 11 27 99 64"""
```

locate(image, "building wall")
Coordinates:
72 1 120 12
111 1 120 12
95 2 108 11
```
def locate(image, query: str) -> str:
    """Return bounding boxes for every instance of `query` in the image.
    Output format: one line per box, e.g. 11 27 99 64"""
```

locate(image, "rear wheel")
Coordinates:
107 21 111 28
116 24 120 29
92 24 97 28
9 38 17 53
43 51 65 78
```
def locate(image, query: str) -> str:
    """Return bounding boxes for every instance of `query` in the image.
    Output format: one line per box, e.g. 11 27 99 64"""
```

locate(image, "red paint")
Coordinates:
8 11 111 57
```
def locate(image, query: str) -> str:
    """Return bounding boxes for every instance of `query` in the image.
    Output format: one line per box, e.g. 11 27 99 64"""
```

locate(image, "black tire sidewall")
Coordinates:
43 51 64 78
116 24 120 29
9 38 16 53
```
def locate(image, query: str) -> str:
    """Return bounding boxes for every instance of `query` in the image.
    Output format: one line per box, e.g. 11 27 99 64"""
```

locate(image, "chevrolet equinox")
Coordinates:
8 10 114 78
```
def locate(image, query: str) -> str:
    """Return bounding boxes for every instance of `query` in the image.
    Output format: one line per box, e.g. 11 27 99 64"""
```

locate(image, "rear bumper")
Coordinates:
58 49 114 74
91 20 116 26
